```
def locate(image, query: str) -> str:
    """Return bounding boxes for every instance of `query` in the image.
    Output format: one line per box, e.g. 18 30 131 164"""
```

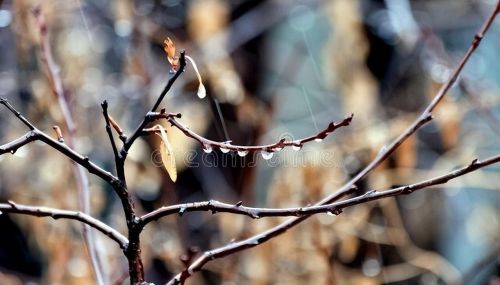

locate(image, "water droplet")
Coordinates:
178 207 186 216
237 150 249 157
261 151 273 160
220 147 230 154
273 147 283 152
0 210 3 215
326 211 335 216
197 84 207 99
292 144 302 151
10 149 15 154
314 138 323 142
203 144 213 153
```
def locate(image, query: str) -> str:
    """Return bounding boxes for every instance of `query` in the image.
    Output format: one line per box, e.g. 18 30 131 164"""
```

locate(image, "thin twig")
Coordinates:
102 101 120 169
121 51 187 160
142 112 353 153
165 154 500 284
165 3 500 284
142 155 499 224
0 101 119 185
0 201 128 248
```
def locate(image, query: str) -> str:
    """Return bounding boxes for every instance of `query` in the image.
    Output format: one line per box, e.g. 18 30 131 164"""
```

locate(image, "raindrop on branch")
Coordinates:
203 144 213 153
237 150 249 157
261 151 273 160
197 84 207 99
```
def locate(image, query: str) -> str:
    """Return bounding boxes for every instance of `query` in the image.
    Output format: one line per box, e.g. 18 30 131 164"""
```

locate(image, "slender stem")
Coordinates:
102 101 120 170
165 3 500 284
164 154 500 284
142 154 499 223
142 113 353 152
122 51 187 160
0 201 128 248
0 99 35 130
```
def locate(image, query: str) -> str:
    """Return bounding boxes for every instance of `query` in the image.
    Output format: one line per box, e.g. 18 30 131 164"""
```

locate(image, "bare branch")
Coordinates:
144 154 499 224
165 3 500 284
165 154 500 284
122 51 187 158
141 186 357 226
0 98 35 130
142 112 353 153
0 131 38 155
0 201 128 248
101 100 120 167
0 100 119 185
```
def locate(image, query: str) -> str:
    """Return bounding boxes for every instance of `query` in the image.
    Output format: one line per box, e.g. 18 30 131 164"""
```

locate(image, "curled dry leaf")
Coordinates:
155 124 177 182
163 37 179 71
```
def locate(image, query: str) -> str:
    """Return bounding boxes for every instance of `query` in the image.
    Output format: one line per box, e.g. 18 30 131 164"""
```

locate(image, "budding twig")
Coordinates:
142 112 353 154
165 3 500 284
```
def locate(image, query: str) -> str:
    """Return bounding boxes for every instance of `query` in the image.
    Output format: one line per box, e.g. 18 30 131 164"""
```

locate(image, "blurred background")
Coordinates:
0 0 499 284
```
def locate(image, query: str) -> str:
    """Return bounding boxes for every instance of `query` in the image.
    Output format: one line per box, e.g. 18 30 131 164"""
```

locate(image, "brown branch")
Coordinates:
0 98 35 130
142 112 353 153
141 186 357 226
121 51 187 160
0 131 38 155
144 154 499 224
101 101 120 168
0 99 119 186
165 153 500 284
165 3 500 284
0 201 128 248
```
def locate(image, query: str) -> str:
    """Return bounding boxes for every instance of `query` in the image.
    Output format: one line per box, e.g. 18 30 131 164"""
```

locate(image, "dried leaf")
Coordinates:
155 124 177 182
163 37 176 60
163 37 179 70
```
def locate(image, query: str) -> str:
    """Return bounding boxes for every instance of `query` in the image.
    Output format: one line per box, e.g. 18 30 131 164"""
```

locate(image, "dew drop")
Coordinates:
292 144 302 151
273 147 283 152
197 84 207 99
314 138 323 142
178 207 186 216
220 147 230 154
237 150 249 157
261 151 273 160
326 211 335 216
10 149 15 154
0 210 3 215
203 144 213 153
